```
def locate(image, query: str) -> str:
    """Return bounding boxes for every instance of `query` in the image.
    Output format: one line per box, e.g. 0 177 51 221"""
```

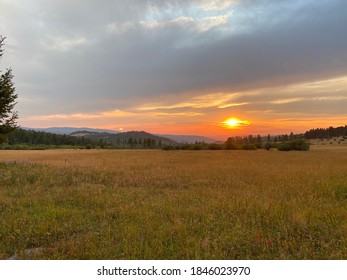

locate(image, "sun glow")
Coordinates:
221 118 251 129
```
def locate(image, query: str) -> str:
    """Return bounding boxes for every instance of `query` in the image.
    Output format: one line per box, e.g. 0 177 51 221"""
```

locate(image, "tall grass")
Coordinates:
0 148 346 259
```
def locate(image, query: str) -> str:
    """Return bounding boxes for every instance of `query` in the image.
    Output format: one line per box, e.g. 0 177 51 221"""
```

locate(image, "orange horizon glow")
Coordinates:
19 105 346 134
18 117 347 142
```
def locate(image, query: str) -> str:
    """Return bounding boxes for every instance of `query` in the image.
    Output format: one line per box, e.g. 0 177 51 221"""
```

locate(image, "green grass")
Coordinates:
0 148 347 259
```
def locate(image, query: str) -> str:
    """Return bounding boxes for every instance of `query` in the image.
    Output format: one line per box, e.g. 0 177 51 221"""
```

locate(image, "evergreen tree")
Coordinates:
0 36 18 143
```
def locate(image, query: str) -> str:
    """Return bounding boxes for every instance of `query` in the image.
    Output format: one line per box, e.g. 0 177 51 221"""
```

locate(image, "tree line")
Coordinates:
163 134 309 151
1 128 167 150
5 126 347 152
304 126 347 139
2 128 98 149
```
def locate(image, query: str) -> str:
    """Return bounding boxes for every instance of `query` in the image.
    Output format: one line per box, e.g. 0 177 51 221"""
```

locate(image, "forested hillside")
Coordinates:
2 128 97 149
70 130 176 148
1 128 176 149
304 126 347 139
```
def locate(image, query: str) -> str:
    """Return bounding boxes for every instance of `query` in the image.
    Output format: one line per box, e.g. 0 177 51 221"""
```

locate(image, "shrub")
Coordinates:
224 142 237 150
242 144 257 150
162 145 175 150
192 144 204 150
208 143 223 150
277 139 310 151
263 142 275 150
255 143 262 149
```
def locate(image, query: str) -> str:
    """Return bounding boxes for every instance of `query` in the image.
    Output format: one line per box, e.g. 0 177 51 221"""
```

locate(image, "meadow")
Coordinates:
0 147 346 259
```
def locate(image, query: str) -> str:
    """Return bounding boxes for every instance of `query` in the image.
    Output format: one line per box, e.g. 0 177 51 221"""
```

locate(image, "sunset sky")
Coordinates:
1 0 346 140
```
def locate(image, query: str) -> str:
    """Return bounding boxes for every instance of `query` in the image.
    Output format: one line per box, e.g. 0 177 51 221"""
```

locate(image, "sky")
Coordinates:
0 0 346 140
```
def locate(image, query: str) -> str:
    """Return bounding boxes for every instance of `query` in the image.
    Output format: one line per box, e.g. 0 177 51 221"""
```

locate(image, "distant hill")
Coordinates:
24 127 120 135
24 127 217 143
70 130 177 146
2 128 175 149
157 134 217 144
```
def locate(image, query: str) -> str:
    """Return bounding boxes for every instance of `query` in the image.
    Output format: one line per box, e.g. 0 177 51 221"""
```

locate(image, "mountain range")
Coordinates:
70 130 177 146
24 127 120 135
24 127 217 144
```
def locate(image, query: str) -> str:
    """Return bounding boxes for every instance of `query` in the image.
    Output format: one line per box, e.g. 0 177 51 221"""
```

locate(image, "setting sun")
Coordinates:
221 118 251 129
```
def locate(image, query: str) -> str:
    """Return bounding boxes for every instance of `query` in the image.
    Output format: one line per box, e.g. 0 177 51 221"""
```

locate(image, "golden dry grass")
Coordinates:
0 148 346 259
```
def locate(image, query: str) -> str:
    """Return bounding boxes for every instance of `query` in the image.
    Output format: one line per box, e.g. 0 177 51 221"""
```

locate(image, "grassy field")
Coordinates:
0 147 347 259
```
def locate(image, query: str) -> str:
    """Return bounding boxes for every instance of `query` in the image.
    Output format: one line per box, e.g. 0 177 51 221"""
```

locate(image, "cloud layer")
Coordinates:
1 0 346 137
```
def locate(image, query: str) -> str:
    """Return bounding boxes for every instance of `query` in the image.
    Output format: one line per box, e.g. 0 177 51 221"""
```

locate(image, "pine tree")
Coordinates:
0 36 18 143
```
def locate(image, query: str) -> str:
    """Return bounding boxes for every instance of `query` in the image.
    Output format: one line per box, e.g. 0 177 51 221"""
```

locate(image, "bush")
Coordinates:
242 144 257 150
277 139 310 151
208 143 223 150
264 142 275 150
0 144 48 150
162 145 175 150
180 144 193 150
224 142 238 150
255 143 262 149
192 144 203 150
